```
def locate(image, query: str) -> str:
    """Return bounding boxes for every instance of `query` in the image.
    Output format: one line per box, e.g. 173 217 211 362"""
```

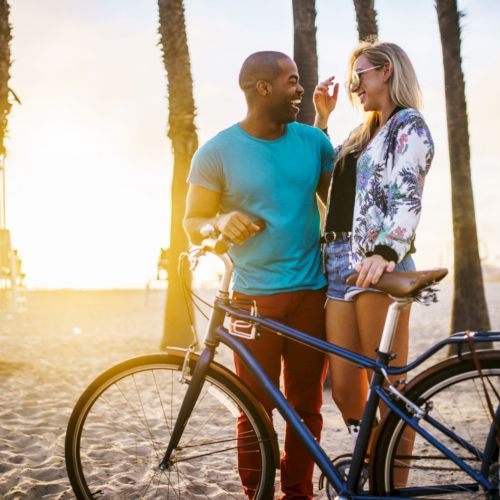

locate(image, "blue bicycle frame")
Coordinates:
162 295 500 498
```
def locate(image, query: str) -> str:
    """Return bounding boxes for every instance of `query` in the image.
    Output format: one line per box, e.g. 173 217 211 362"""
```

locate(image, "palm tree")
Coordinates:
0 0 11 160
353 0 378 41
292 0 318 125
0 0 12 309
436 0 491 335
0 0 11 230
158 0 198 348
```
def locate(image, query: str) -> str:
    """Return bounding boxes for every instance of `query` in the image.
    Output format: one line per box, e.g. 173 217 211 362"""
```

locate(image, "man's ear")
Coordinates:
256 80 271 96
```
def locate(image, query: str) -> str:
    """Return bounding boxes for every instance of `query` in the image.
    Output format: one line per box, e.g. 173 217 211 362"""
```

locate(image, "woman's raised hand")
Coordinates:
313 76 339 129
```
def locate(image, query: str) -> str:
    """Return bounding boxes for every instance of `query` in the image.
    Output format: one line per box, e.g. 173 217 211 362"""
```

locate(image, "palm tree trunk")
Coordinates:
292 0 335 388
0 1 12 308
292 0 318 126
158 0 198 349
0 0 11 158
0 0 12 228
353 0 378 41
436 0 491 339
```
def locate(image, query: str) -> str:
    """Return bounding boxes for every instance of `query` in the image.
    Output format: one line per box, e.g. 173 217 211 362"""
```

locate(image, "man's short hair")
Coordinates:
239 51 290 93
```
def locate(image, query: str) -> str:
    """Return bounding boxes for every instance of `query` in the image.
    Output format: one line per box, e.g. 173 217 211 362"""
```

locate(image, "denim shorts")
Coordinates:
325 237 416 302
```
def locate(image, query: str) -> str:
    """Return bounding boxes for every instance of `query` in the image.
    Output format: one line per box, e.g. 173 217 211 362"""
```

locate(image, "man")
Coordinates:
184 51 333 499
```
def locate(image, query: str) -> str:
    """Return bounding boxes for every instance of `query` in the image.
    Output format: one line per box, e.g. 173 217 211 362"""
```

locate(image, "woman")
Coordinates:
313 41 434 434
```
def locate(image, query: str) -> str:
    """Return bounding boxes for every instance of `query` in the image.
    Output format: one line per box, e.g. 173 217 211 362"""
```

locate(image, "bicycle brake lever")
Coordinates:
201 234 231 255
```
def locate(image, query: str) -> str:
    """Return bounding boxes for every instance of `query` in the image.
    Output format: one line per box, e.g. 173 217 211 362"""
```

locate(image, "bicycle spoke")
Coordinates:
92 389 156 454
374 359 500 498
139 469 158 499
168 461 214 499
133 373 162 458
179 384 221 448
174 437 270 463
179 429 258 449
153 472 163 498
114 378 161 459
67 358 275 499
152 370 172 437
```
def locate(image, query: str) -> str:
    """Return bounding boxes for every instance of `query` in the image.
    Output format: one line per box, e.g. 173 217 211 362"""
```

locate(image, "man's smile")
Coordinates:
291 98 302 111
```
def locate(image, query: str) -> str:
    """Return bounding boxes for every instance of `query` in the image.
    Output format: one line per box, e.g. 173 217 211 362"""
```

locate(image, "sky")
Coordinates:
5 0 500 289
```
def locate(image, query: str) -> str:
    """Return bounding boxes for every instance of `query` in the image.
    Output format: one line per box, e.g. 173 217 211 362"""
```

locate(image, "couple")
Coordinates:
184 41 434 499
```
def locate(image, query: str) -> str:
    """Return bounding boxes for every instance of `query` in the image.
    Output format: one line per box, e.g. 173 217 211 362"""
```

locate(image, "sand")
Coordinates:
0 283 499 499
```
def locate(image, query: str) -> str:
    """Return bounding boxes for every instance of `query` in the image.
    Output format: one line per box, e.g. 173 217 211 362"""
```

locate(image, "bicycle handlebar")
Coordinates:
199 218 267 256
201 235 231 255
194 218 266 294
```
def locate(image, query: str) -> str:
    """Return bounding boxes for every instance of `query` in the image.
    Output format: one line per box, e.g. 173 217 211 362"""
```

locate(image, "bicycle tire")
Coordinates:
372 350 500 498
65 351 277 499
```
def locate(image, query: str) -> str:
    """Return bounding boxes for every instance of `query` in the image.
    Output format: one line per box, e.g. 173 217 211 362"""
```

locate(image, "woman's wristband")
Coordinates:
366 245 398 263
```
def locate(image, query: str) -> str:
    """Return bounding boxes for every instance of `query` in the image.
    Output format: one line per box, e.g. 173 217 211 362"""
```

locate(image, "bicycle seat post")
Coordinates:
378 297 411 355
347 296 412 491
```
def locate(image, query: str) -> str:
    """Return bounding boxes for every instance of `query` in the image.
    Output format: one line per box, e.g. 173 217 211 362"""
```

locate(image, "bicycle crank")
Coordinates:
318 454 369 499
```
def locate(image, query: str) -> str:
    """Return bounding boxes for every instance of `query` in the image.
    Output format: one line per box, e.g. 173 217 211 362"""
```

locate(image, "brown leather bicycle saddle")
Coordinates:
345 268 449 298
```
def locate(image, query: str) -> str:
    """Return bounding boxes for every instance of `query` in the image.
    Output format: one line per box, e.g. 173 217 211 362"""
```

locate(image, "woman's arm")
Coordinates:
355 115 434 288
313 76 339 130
375 115 435 260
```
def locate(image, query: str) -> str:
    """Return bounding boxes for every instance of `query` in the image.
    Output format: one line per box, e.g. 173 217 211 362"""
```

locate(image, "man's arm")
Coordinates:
183 184 261 246
183 184 221 245
316 171 331 206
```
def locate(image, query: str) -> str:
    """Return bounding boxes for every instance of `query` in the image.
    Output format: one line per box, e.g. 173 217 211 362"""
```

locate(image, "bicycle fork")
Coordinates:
159 345 215 471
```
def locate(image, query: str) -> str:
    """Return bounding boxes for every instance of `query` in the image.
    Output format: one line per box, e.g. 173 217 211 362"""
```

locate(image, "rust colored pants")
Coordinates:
232 288 327 499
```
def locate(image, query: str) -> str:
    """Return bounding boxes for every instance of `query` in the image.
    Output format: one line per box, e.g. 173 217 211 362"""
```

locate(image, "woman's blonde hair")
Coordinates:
338 41 422 164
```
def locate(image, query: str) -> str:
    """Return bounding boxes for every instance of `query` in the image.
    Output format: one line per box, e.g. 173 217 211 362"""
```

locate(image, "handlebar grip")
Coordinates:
199 218 266 255
202 235 230 255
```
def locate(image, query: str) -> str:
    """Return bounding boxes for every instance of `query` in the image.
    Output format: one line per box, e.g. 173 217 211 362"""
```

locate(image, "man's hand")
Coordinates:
355 254 396 288
313 76 339 129
215 211 261 245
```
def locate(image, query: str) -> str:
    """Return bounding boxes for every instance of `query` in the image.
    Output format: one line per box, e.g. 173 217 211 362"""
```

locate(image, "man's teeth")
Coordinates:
291 99 301 105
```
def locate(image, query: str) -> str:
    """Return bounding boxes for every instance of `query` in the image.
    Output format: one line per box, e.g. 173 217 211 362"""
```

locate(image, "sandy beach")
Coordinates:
1 283 499 499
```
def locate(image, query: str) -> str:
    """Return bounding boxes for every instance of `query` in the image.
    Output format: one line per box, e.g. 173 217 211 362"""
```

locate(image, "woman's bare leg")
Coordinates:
325 299 368 423
354 291 413 487
353 291 410 409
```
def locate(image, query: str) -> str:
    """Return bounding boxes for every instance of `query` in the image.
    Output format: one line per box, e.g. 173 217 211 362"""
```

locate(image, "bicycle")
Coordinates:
65 235 500 499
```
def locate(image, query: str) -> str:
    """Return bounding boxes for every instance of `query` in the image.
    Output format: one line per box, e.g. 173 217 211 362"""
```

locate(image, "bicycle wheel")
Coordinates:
65 352 277 499
372 350 500 498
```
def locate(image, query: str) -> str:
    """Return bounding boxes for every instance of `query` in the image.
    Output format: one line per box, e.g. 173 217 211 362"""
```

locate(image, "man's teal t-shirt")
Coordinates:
188 122 334 295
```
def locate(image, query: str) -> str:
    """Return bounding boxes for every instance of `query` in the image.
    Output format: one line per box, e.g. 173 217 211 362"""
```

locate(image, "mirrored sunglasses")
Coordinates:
349 65 382 92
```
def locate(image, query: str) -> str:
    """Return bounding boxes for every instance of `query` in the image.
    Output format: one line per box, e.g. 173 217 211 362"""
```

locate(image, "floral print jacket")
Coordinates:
334 108 434 265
